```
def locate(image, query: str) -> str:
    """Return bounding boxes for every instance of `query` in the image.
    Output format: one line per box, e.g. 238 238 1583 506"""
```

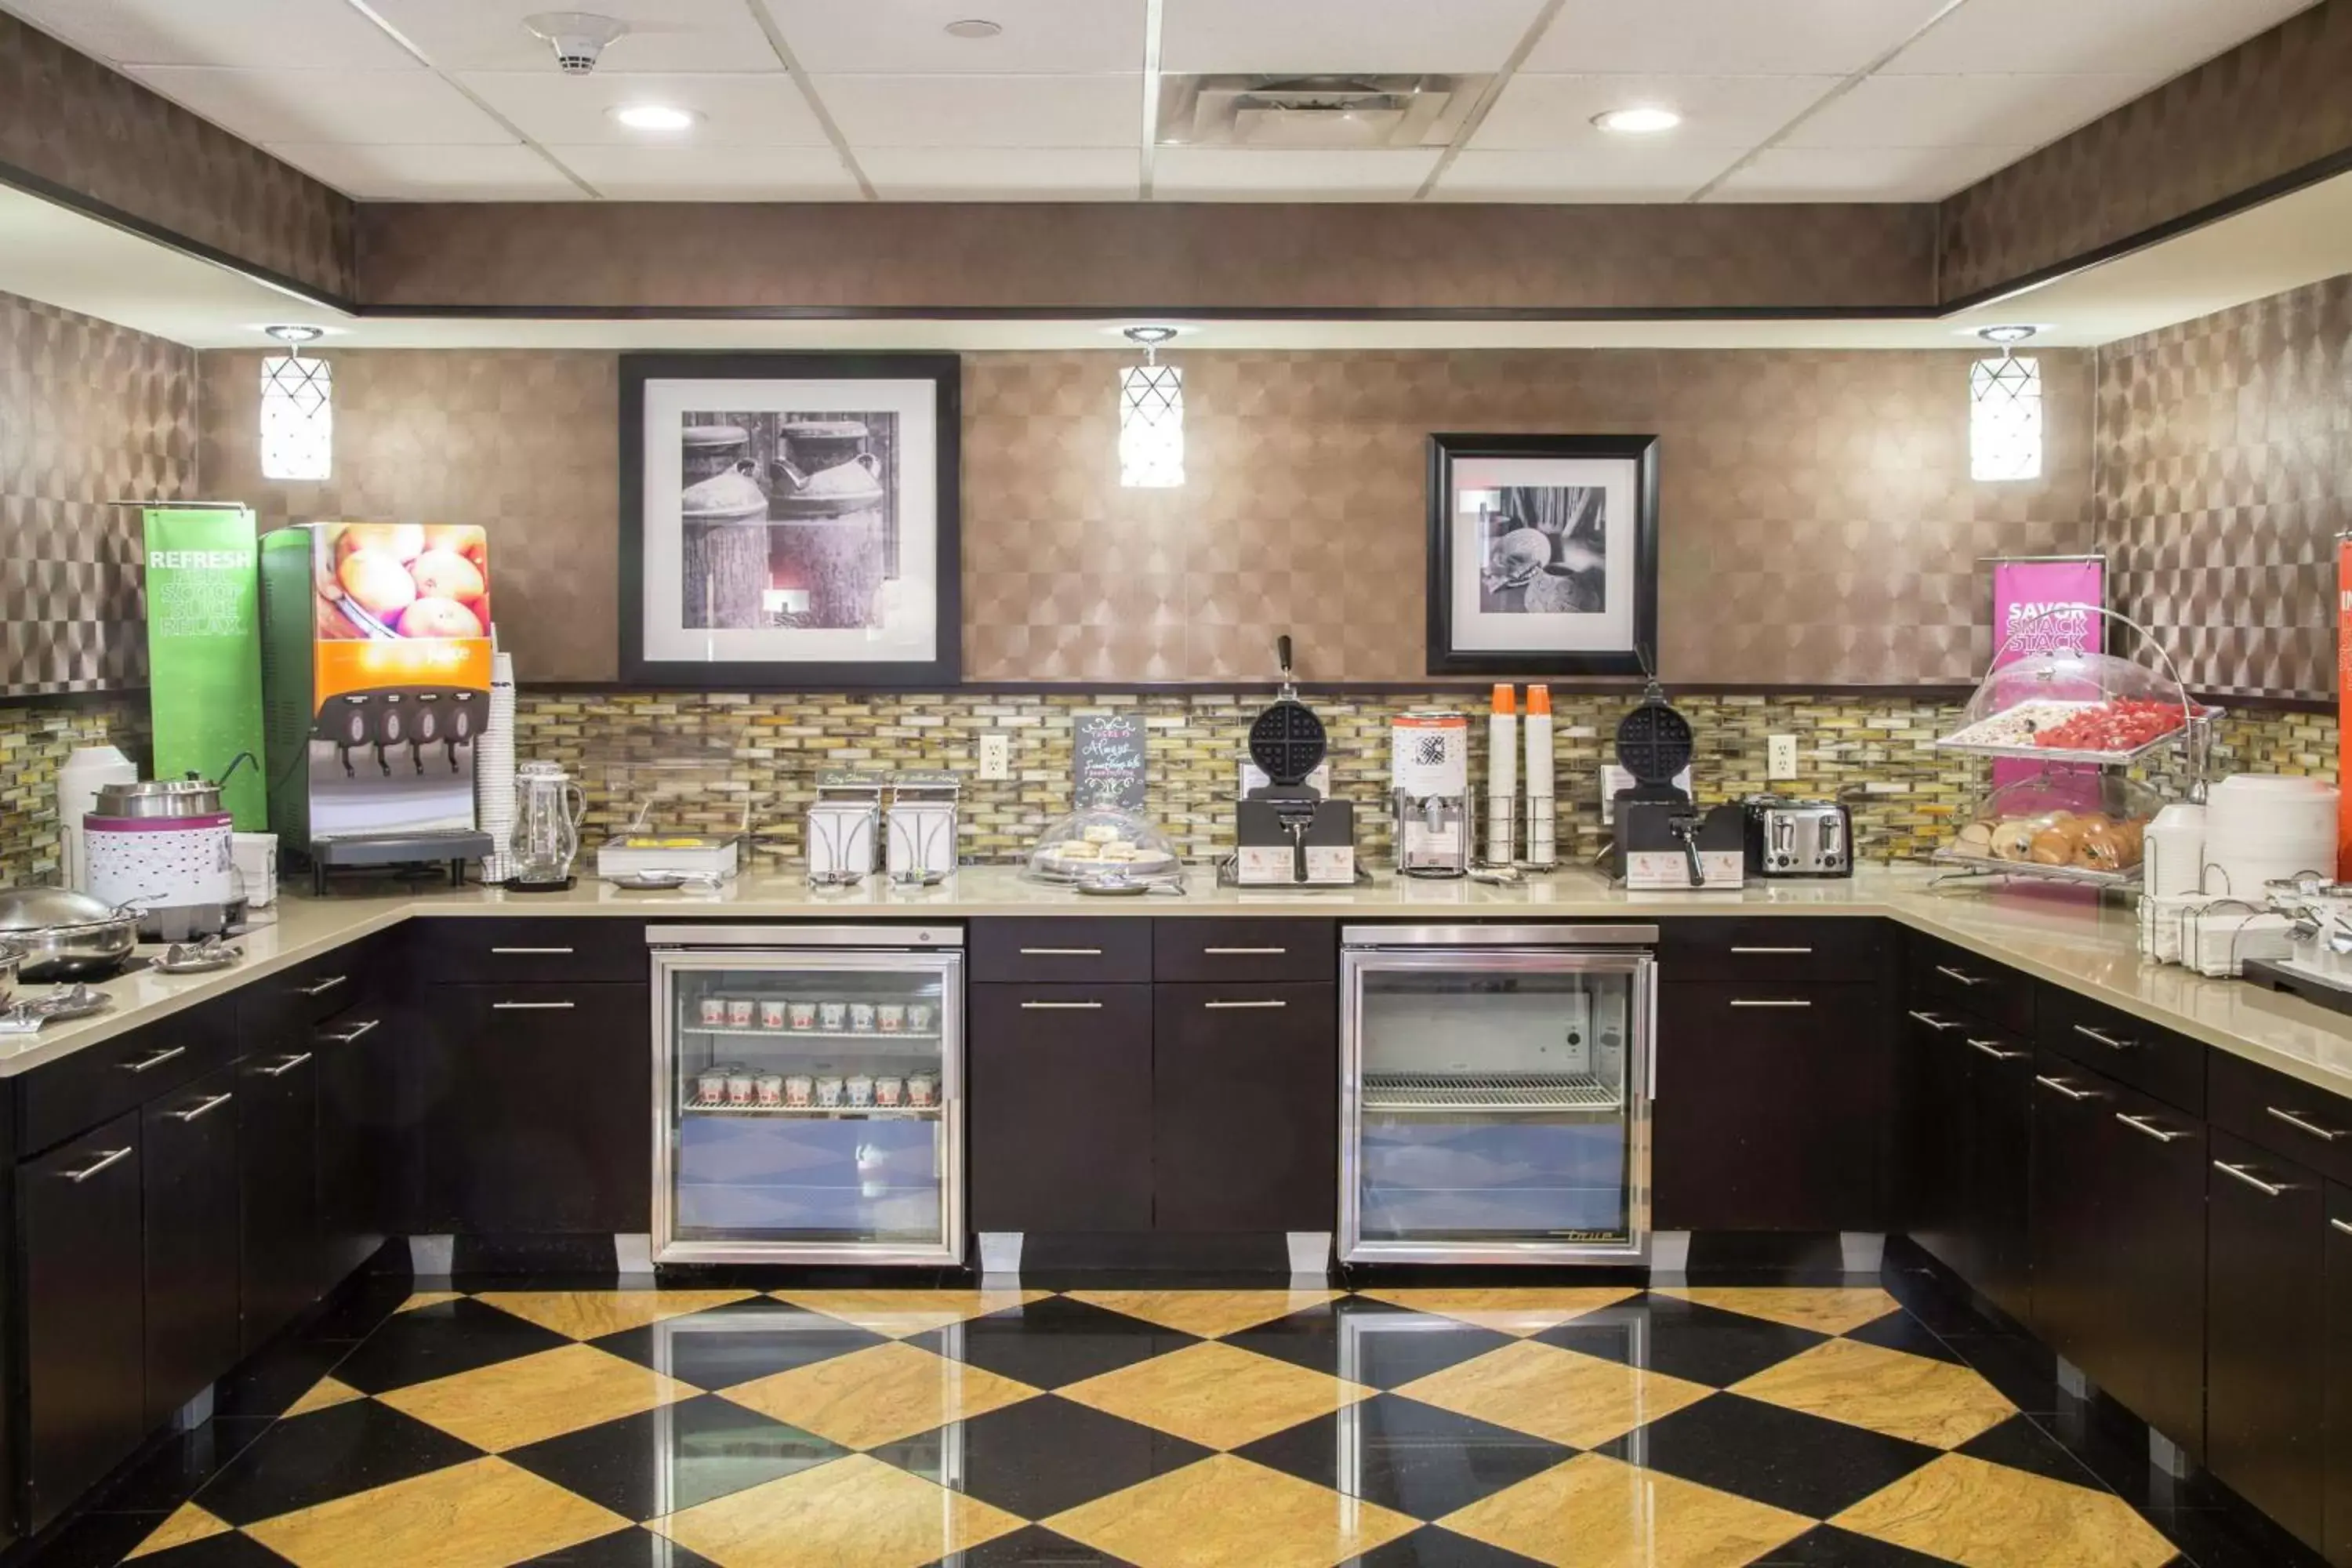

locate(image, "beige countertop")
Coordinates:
10 865 2352 1102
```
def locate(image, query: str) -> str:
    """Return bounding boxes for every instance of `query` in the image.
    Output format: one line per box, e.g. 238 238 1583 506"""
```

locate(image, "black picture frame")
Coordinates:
619 350 962 689
1425 432 1660 678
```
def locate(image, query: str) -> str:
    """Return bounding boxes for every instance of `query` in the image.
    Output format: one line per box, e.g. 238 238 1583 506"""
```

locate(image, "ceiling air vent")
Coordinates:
1156 74 1488 150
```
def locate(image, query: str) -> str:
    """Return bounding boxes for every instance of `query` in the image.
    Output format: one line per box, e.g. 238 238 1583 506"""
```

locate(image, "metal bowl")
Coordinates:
0 888 140 982
0 940 20 1011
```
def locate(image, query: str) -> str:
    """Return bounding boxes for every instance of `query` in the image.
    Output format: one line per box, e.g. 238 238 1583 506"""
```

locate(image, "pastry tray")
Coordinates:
1929 848 2142 888
1932 731 2184 766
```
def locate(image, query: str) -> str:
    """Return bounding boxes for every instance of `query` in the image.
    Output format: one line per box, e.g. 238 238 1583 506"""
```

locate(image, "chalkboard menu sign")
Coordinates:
1073 713 1149 809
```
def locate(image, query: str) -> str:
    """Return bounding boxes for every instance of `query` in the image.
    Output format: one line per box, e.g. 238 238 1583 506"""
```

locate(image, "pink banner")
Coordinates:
1991 557 2105 789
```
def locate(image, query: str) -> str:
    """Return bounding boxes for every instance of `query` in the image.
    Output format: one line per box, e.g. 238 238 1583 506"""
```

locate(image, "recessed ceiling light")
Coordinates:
1592 106 1681 135
944 17 1002 38
611 103 697 132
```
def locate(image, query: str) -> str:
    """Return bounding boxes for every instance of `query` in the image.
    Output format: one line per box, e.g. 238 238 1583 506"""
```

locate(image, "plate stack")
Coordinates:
476 651 518 884
2203 775 2338 898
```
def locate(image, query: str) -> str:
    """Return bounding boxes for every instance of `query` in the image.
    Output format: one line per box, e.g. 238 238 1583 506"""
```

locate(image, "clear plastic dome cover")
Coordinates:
1024 805 1183 884
1946 766 2163 873
1938 646 2193 761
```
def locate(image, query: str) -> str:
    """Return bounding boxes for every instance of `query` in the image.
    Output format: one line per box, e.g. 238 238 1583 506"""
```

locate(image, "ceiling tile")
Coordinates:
1783 72 2165 151
761 0 1145 74
456 71 829 146
1472 74 1835 151
1435 146 1739 201
1527 0 1951 74
1150 147 1441 199
125 67 516 147
264 142 586 200
3 0 419 68
1884 0 2312 76
1705 143 2031 201
366 0 780 74
818 74 1139 148
1160 0 1552 74
860 147 1140 198
543 143 862 198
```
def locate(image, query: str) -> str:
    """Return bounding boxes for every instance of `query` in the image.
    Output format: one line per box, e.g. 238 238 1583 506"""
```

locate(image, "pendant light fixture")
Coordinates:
1118 325 1183 488
259 325 332 481
1969 325 2041 482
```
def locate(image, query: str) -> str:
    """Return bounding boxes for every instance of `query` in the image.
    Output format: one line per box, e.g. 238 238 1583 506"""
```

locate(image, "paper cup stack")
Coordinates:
476 651 518 884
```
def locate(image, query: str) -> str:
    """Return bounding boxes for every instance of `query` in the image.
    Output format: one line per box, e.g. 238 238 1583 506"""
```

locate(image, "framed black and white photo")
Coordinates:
620 352 960 688
1426 433 1659 677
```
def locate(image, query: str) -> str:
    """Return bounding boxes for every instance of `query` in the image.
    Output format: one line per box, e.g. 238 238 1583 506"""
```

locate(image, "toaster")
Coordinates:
1742 797 1853 878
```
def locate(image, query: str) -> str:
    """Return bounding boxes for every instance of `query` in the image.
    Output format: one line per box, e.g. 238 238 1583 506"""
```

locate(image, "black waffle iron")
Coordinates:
1233 637 1357 886
1609 677 1743 888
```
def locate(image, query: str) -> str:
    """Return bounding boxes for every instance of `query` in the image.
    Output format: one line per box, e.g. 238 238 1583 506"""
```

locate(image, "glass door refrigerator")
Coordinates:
1340 924 1656 1265
648 924 964 1266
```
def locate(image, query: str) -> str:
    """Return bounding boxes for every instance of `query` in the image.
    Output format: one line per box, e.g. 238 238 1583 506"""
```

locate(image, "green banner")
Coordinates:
143 507 266 830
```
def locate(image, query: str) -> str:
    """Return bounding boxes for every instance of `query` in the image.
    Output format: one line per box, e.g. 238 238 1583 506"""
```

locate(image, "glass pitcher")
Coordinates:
512 760 586 887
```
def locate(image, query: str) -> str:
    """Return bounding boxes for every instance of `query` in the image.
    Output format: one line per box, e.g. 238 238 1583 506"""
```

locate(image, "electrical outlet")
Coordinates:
1767 734 1799 781
977 732 1011 781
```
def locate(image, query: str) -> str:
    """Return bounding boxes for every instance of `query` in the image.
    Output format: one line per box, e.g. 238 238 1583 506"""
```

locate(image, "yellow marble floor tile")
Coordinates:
1047 1454 1419 1568
245 1455 628 1568
1834 1452 2180 1568
719 1340 1037 1450
127 1502 232 1559
377 1342 698 1452
1355 1287 1640 1336
1441 1453 1813 1568
1730 1336 2013 1448
1395 1340 1714 1450
1062 1288 1343 1339
474 1288 757 1340
1650 1286 1903 1336
768 1287 1047 1338
282 1376 365 1420
1056 1341 1374 1452
652 1453 1023 1568
395 1290 463 1314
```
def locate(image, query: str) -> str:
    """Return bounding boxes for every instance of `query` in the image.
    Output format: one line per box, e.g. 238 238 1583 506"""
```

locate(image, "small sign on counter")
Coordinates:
1074 713 1148 809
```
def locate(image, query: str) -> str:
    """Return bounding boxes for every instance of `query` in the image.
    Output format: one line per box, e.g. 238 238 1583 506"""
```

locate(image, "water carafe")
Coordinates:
511 760 585 891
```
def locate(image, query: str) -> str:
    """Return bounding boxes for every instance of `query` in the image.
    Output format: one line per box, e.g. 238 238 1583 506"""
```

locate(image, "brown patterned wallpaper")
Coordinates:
0 13 352 302
2094 272 2350 703
0 289 195 696
1938 0 2352 305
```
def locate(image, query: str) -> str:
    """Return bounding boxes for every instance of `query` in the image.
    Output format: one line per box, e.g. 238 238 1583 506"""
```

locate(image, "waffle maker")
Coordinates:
1233 637 1357 886
1609 677 1744 889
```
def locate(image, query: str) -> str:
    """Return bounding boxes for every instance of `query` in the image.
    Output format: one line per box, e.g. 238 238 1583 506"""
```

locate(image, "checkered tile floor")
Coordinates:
37 1281 2264 1567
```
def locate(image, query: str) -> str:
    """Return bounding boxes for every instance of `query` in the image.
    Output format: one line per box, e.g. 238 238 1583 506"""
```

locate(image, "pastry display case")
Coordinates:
1022 806 1184 888
1933 767 2161 888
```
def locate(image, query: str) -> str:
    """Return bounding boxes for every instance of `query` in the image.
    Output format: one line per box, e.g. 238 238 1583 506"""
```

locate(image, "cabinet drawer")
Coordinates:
971 918 1152 984
1907 934 2035 1036
1155 919 1334 983
970 984 1154 1233
412 917 649 984
1661 918 1889 985
235 943 377 1047
20 995 238 1156
2038 985 2205 1116
2208 1049 2352 1189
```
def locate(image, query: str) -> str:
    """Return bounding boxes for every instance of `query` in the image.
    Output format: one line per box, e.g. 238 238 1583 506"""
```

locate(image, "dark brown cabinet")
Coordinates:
20 1111 145 1532
238 1040 320 1354
142 1065 244 1428
2207 1130 2330 1553
970 985 1153 1232
1903 1006 2032 1322
2326 1182 2352 1568
1152 983 1335 1233
316 1009 392 1283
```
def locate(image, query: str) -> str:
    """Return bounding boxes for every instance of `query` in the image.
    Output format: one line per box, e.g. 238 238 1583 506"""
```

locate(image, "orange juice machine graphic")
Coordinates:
260 522 494 889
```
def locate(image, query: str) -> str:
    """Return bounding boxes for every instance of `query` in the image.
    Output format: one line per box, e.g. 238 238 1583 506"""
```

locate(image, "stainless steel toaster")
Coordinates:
1742 797 1853 878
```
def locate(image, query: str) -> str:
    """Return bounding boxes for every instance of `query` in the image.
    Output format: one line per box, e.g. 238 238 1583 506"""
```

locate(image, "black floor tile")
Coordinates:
17 1508 165 1568
211 1341 354 1423
927 1524 1135 1566
327 1297 572 1394
1225 1298 1514 1390
1937 1330 2061 1416
910 1295 1191 1389
1236 1394 1571 1523
871 1396 1210 1519
1752 1523 1964 1566
1598 1392 1941 1519
503 1393 846 1523
96 1530 296 1566
89 1418 274 1515
296 1274 417 1344
1534 1294 1829 1388
1345 1524 1549 1566
1839 1309 1961 1364
1953 1413 2107 1490
2147 1503 2332 1568
519 1524 720 1566
190 1399 483 1526
2025 1405 2225 1515
589 1298 885 1390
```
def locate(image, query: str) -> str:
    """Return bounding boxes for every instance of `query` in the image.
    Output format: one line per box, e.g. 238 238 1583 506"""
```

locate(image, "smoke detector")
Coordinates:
524 12 627 75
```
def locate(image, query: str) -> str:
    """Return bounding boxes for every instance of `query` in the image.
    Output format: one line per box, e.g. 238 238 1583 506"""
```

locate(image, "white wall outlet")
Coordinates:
977 732 1011 781
1767 734 1799 781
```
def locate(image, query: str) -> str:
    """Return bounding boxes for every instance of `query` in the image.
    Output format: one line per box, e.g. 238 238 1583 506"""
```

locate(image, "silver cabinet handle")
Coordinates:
2332 1218 2352 1238
1907 1011 1960 1031
1020 1000 1102 1010
1730 946 1813 955
1202 946 1287 955
1204 999 1287 1009
1969 1039 2025 1060
2265 1106 2346 1142
491 946 574 955
320 1018 379 1045
171 1092 234 1123
122 1045 186 1073
2214 1160 2289 1197
1933 964 1987 986
2034 1074 2096 1101
298 975 347 997
259 1052 313 1077
1019 946 1102 956
62 1147 132 1182
1729 999 1810 1008
2071 1024 2133 1051
2115 1112 2187 1144
493 1000 575 1011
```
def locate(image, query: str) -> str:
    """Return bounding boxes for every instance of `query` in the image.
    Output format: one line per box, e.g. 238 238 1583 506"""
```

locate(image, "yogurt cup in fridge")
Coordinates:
759 998 789 1031
815 1075 846 1108
695 1067 730 1105
906 1073 937 1108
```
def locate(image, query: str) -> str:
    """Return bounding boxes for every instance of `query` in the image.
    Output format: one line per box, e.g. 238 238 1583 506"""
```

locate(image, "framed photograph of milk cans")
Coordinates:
620 352 961 688
1425 433 1659 677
